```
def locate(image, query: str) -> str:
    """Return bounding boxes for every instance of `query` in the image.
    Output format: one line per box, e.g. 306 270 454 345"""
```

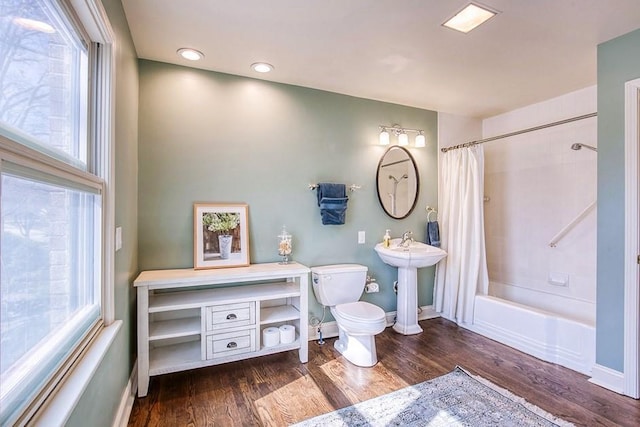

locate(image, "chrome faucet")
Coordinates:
400 231 414 247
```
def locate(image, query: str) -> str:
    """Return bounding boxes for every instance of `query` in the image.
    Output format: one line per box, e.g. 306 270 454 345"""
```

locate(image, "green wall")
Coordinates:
66 0 139 425
596 28 640 371
137 60 439 319
46 2 640 422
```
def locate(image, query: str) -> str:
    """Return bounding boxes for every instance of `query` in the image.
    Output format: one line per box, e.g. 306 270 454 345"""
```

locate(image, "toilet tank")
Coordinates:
311 264 367 306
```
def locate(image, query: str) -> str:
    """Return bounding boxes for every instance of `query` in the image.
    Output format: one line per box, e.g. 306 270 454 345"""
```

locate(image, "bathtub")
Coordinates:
471 295 595 375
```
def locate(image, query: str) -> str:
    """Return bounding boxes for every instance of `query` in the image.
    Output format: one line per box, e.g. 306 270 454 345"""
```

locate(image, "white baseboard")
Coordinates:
307 305 439 340
417 305 440 321
589 364 625 394
112 359 138 427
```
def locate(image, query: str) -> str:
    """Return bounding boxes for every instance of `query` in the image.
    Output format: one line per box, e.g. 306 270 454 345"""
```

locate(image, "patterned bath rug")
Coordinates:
292 366 574 426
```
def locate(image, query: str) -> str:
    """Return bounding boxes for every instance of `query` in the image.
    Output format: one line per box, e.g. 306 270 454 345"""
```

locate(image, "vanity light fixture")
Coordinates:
251 62 274 73
379 125 426 147
398 131 409 146
177 48 204 61
379 128 390 145
442 2 498 33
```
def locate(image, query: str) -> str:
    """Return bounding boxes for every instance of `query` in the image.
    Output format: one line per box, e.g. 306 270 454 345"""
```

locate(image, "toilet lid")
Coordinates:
335 301 386 322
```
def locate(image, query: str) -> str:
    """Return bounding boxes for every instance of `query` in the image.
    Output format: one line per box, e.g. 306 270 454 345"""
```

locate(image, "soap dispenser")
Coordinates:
383 229 391 248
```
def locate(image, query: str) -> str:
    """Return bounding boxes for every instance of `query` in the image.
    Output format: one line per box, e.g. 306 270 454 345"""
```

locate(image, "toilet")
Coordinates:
311 264 387 367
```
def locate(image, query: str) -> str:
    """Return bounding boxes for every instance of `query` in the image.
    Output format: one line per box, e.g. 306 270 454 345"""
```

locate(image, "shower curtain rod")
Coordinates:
440 112 597 153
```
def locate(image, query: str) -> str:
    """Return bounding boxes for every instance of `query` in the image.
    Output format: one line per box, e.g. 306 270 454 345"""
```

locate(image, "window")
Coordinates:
0 0 111 424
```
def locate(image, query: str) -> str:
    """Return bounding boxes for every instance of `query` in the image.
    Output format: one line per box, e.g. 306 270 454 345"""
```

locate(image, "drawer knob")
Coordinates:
227 341 237 349
226 313 237 320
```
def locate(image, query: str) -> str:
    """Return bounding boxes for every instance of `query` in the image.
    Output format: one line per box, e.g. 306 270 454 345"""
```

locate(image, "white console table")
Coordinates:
134 262 310 397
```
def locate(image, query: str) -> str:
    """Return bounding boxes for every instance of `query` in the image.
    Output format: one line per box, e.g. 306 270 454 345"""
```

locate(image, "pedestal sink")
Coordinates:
375 238 447 335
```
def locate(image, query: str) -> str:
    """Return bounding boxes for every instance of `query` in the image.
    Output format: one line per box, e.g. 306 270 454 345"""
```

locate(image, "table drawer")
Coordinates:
205 329 256 359
205 302 255 331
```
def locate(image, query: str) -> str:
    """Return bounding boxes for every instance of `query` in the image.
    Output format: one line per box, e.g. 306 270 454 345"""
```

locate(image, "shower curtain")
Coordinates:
434 145 489 325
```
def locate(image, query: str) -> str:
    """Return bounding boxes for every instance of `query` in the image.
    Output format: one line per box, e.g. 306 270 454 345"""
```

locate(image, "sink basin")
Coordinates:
375 238 447 335
375 239 447 268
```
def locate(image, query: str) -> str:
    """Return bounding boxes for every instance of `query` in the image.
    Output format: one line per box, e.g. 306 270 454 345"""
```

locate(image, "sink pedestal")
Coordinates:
374 238 447 336
393 267 423 335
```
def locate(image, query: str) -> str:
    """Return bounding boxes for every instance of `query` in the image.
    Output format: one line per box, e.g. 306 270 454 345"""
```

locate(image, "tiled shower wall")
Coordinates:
482 86 597 325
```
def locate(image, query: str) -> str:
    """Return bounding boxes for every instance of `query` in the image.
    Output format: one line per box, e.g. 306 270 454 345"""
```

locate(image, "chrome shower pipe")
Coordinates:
389 174 408 183
571 143 597 152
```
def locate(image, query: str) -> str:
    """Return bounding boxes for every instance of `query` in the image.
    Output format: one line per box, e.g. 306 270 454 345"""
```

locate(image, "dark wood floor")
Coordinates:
128 318 640 426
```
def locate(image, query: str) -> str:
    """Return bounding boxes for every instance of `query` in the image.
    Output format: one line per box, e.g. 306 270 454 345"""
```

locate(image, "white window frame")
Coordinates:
66 0 115 324
0 0 117 424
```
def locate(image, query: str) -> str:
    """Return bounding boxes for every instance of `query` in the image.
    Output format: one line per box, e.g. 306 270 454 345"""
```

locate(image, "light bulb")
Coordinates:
177 48 204 61
251 62 274 73
379 129 390 145
415 132 426 147
398 131 409 146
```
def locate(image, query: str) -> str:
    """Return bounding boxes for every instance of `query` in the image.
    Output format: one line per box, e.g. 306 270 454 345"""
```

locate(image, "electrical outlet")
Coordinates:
358 230 366 244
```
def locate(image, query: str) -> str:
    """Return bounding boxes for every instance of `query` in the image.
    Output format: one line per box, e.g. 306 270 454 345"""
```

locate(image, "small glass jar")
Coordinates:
278 225 292 264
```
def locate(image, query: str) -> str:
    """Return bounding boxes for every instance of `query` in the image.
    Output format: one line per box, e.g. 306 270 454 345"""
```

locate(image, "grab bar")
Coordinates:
549 200 596 247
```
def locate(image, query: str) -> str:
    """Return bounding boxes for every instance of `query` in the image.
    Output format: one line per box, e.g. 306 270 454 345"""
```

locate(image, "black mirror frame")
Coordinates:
375 146 420 220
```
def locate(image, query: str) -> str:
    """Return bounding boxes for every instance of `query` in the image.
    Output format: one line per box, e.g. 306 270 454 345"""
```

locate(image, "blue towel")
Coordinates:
426 221 440 247
316 183 348 225
316 183 346 206
319 197 349 225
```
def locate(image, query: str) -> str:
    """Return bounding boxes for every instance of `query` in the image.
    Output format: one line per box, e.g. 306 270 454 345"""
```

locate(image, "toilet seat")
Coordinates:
332 301 386 335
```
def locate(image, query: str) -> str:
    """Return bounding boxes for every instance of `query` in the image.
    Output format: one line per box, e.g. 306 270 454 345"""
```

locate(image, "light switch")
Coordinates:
358 231 366 244
115 227 122 251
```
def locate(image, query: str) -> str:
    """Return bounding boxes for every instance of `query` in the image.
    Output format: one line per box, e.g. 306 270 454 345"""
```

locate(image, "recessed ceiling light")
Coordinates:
251 62 274 73
177 48 204 61
443 3 498 33
13 17 55 33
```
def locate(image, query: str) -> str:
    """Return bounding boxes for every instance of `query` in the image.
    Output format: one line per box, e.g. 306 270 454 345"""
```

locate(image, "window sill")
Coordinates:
31 320 123 426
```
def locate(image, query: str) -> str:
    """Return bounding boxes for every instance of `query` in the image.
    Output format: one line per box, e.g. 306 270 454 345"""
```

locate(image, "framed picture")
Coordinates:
194 203 250 269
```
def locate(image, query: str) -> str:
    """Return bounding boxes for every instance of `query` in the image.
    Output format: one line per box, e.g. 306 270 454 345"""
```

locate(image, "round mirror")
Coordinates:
376 146 420 219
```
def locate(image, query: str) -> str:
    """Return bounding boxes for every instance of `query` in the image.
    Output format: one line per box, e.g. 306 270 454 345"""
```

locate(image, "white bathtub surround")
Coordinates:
483 86 597 325
489 281 595 325
473 296 595 375
434 146 489 324
458 86 599 376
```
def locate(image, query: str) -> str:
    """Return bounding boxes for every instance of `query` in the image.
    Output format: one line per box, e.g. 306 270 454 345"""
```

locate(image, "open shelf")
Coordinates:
149 281 300 313
260 305 300 325
149 317 201 341
149 340 200 375
259 336 300 353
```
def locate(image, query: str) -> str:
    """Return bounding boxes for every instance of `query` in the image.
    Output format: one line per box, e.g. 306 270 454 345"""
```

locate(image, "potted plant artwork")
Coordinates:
202 212 240 259
194 203 250 269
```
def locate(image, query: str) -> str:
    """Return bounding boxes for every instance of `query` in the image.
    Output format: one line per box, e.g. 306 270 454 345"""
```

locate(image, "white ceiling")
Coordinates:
120 0 640 118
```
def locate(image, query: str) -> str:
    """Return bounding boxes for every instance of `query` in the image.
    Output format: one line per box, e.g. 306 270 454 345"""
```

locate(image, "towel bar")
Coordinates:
426 206 438 222
309 183 360 192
